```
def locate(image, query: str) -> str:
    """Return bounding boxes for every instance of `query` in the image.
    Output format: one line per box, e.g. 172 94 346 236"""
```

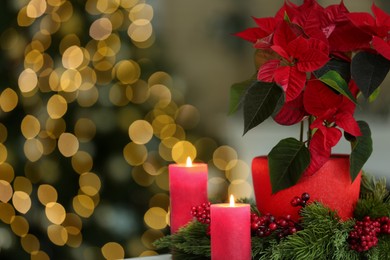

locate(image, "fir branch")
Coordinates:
355 173 390 219
360 172 376 196
257 203 359 260
376 235 390 260
359 172 388 201
354 197 390 220
258 239 282 260
364 235 390 260
252 236 280 259
153 221 211 259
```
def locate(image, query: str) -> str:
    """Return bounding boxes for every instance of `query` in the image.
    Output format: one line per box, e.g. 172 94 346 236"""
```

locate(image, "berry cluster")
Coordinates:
377 216 390 234
250 192 310 239
191 202 211 225
290 192 310 207
349 216 380 252
349 216 390 252
250 212 300 238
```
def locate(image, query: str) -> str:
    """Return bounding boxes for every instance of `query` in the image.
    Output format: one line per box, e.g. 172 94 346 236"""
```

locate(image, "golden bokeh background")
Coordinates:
0 0 253 258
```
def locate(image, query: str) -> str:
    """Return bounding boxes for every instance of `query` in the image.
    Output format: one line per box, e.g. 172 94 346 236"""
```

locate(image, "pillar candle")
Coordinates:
210 195 251 260
169 157 208 233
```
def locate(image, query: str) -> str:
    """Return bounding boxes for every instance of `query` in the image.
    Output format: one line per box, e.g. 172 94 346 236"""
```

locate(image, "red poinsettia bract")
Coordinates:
259 21 329 102
348 4 390 59
303 80 361 175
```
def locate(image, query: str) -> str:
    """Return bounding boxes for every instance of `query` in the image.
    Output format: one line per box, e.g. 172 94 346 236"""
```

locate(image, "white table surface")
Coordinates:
127 254 171 259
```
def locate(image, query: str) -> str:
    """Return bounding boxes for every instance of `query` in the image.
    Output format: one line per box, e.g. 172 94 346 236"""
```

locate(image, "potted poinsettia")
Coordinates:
230 0 390 220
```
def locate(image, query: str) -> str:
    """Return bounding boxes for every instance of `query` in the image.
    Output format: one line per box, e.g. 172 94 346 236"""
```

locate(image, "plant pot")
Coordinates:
251 155 361 221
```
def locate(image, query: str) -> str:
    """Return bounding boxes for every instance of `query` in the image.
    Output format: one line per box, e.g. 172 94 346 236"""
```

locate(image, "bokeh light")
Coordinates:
0 203 16 224
0 180 13 203
101 242 125 260
47 225 68 246
21 115 41 139
0 143 7 163
11 216 29 237
129 120 154 144
0 123 7 143
71 151 93 174
72 195 95 218
213 145 238 171
79 172 101 196
58 133 79 157
12 191 32 214
171 140 197 164
21 233 40 254
90 18 112 40
62 45 84 69
38 184 58 205
123 142 148 166
47 95 68 119
26 0 47 18
0 88 18 112
19 68 38 93
45 202 66 224
144 207 167 230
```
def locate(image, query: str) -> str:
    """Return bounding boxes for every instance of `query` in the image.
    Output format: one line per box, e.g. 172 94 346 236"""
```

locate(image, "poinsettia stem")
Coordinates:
307 116 314 146
300 120 304 142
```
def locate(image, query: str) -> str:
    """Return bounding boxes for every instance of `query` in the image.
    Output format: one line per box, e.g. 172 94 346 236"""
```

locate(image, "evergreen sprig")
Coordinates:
257 203 359 260
153 221 210 259
354 173 390 219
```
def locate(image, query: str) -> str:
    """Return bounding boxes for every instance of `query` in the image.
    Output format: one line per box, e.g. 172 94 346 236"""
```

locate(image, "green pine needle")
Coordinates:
354 172 390 219
153 221 210 259
256 203 359 260
359 172 388 201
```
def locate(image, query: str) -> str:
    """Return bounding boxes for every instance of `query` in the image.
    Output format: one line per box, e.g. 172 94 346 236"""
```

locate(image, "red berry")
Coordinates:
269 223 277 231
277 219 288 227
301 192 310 202
290 196 302 207
289 227 297 234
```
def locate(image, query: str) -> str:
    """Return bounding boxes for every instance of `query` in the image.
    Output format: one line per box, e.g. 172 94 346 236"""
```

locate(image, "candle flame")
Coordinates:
186 156 192 167
229 194 235 207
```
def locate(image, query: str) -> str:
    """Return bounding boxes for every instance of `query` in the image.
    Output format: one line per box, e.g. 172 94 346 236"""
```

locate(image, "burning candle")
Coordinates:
210 195 251 260
169 157 208 233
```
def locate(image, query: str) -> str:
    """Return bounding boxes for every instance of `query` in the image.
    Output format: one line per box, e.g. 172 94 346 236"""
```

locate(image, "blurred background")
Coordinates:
0 0 389 259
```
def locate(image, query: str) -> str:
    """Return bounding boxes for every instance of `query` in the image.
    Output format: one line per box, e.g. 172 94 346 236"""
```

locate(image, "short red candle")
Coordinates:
169 157 208 233
210 195 251 260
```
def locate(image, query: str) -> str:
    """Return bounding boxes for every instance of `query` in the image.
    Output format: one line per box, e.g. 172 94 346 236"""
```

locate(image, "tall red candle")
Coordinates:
210 195 251 260
169 157 208 233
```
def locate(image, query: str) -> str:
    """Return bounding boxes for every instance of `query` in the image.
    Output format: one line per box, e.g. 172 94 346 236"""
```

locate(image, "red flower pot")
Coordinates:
252 155 361 220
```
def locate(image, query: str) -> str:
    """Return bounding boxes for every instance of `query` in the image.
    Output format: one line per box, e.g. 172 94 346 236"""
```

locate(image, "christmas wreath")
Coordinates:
154 173 390 259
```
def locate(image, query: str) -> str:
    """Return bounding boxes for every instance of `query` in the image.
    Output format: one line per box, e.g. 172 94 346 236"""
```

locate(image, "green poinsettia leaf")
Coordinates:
228 76 256 115
351 52 390 98
243 81 284 135
350 121 373 182
319 70 357 104
369 87 380 103
268 137 310 193
313 58 351 83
